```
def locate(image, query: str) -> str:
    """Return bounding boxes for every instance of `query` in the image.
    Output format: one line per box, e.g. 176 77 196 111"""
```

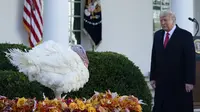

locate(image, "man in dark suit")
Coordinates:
150 10 196 112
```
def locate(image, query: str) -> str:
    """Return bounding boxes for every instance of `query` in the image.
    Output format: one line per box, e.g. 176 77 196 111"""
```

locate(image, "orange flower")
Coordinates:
69 102 78 110
135 105 142 112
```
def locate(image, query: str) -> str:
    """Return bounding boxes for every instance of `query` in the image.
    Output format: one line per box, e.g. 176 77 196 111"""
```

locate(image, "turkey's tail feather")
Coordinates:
5 49 40 81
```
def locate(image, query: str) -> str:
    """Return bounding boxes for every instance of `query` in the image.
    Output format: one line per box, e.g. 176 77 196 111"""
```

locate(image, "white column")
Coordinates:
43 0 69 48
171 0 194 35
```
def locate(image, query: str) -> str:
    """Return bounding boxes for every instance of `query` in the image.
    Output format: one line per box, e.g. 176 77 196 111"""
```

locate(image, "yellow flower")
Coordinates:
17 97 27 107
91 98 99 105
50 99 59 106
49 108 60 112
69 102 78 109
77 100 86 110
88 107 96 112
85 103 92 108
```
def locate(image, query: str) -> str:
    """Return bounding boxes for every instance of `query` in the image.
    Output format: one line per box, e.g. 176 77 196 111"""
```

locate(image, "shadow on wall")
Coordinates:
16 0 29 46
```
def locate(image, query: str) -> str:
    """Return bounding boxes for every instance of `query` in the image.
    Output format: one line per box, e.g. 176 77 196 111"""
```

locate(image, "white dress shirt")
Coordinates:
163 25 176 43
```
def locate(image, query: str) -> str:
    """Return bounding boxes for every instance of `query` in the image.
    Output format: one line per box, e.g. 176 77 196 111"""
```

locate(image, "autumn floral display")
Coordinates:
0 90 143 112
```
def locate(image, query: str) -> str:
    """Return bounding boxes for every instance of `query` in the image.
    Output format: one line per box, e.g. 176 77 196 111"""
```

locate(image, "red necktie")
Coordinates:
164 32 169 48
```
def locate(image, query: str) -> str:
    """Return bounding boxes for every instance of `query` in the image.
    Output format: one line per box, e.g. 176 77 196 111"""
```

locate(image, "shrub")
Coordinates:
0 70 46 100
0 43 30 71
0 43 152 112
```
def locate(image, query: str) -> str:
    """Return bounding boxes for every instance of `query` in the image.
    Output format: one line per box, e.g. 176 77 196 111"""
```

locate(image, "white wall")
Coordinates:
0 0 28 45
82 0 153 76
0 0 153 76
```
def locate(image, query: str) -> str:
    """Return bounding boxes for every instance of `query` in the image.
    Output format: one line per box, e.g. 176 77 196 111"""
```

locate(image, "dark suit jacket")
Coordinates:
150 25 196 112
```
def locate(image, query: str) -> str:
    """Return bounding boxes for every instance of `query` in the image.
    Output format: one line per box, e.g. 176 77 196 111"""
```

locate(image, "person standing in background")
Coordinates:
150 10 196 112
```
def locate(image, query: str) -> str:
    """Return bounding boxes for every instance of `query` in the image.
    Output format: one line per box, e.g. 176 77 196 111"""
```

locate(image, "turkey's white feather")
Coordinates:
5 40 89 95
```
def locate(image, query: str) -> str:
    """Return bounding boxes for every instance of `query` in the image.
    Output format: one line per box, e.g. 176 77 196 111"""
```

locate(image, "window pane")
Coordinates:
153 0 161 5
161 0 170 11
153 0 171 32
68 0 82 43
73 17 81 30
74 3 81 16
73 31 81 44
153 6 161 10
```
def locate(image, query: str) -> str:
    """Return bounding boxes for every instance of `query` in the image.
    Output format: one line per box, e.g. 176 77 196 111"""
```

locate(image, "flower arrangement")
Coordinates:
0 90 143 112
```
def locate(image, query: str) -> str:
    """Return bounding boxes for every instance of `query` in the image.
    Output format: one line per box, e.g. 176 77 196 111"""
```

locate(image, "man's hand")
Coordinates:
185 84 194 92
150 80 156 89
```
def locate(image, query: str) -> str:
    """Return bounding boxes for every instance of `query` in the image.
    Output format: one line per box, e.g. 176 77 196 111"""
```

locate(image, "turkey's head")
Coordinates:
70 45 89 68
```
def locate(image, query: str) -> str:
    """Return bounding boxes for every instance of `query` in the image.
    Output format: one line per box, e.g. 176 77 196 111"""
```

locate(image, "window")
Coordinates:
68 0 83 44
153 0 171 32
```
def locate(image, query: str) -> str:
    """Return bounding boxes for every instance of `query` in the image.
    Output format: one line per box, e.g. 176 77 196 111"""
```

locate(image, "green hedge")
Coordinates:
0 43 30 71
0 70 46 100
0 43 152 112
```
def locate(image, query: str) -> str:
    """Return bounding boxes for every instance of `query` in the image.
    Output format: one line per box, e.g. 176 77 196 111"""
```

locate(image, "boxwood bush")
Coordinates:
0 70 47 100
0 43 152 112
0 43 30 71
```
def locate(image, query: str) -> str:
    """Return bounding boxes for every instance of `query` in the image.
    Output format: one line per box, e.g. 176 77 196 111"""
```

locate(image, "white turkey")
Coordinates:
5 40 89 98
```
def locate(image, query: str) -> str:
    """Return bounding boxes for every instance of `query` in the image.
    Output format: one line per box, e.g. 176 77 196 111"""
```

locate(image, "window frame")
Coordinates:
68 0 83 44
153 0 171 32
